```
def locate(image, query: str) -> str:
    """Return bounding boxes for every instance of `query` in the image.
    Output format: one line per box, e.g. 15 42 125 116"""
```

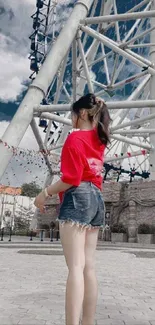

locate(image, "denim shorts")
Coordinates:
57 182 105 229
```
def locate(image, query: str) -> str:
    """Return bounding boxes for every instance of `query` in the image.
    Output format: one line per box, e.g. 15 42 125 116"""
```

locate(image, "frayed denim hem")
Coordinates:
56 218 104 231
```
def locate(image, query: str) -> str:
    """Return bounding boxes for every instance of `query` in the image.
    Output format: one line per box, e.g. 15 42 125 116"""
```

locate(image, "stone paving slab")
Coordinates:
0 247 155 325
1 236 155 250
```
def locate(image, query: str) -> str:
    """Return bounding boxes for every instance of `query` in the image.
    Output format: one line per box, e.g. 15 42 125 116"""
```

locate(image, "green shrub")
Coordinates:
138 223 152 234
14 230 36 237
27 230 37 237
40 224 50 230
151 225 155 234
111 223 127 234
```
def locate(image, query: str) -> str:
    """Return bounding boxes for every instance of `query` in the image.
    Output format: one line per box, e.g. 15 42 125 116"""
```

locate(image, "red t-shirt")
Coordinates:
59 129 106 202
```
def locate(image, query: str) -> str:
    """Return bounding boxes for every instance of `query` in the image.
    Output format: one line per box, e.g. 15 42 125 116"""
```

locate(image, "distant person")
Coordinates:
50 221 56 230
34 93 111 325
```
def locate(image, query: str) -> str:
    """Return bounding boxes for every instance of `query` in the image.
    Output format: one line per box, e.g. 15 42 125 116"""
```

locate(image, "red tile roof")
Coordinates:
0 185 21 196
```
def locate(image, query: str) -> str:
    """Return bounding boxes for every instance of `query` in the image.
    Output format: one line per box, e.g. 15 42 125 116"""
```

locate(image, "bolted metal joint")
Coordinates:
75 0 90 13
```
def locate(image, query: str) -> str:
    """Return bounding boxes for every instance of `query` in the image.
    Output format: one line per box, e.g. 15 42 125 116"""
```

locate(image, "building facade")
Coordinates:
36 180 155 242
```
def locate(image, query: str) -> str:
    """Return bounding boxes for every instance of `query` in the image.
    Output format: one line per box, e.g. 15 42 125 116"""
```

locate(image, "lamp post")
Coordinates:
0 196 4 241
8 214 14 242
1 227 4 241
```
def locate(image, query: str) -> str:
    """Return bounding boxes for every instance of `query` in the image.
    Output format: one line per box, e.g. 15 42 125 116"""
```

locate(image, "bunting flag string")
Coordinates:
114 149 147 158
0 139 148 160
0 139 52 157
104 163 150 182
0 138 150 184
4 157 50 186
3 159 150 187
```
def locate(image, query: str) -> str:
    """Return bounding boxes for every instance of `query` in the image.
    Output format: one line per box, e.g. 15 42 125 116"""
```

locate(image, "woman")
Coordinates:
34 93 111 325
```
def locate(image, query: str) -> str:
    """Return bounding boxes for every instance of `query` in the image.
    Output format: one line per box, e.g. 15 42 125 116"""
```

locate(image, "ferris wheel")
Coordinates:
29 0 71 147
0 0 155 185
28 0 155 182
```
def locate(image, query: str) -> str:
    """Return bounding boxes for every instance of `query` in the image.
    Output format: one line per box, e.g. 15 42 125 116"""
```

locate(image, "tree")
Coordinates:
21 182 42 197
14 203 35 230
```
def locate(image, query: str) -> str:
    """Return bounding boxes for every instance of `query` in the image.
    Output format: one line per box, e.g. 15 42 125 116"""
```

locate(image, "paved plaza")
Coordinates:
0 239 155 325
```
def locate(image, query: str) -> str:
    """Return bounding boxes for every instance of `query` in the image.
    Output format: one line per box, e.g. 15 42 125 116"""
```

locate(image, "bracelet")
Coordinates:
44 188 49 198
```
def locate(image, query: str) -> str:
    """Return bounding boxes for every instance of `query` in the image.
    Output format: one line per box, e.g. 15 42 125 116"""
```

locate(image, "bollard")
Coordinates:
1 228 4 241
50 229 54 242
40 229 44 241
30 230 33 241
104 225 111 241
8 227 12 242
56 230 59 241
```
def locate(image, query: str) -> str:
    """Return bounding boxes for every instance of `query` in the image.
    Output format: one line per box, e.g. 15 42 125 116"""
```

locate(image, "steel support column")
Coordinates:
0 0 93 180
149 0 155 179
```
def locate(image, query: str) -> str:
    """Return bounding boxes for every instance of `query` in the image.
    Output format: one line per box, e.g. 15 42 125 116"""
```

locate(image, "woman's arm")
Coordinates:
34 138 85 211
34 180 72 212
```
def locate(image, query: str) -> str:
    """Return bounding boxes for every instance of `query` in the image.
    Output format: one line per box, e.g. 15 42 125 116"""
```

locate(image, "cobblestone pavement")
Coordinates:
0 243 155 325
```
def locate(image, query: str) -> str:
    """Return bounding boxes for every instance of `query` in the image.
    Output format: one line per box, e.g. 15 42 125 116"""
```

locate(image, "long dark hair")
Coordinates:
72 93 111 145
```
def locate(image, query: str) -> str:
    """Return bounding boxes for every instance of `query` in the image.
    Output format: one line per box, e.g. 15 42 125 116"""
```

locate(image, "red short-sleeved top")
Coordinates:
59 129 106 202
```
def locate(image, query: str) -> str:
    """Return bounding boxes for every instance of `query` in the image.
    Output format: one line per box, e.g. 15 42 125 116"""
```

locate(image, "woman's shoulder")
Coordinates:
65 130 83 145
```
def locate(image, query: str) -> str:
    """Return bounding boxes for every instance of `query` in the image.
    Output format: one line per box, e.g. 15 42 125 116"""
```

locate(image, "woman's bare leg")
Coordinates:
59 223 86 325
82 228 99 325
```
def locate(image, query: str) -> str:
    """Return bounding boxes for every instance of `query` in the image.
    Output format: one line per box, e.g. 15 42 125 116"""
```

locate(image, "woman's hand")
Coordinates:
34 191 46 213
34 180 72 213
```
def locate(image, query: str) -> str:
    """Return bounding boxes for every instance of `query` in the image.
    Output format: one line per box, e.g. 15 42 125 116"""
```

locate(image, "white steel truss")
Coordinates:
0 0 155 187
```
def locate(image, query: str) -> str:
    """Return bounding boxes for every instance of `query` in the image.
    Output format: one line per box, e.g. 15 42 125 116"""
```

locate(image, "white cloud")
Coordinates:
0 0 35 102
0 49 29 102
0 0 35 54
0 0 75 103
23 0 36 5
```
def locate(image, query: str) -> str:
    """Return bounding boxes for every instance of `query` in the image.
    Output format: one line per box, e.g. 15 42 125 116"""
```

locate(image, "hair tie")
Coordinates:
95 97 100 105
95 98 106 112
